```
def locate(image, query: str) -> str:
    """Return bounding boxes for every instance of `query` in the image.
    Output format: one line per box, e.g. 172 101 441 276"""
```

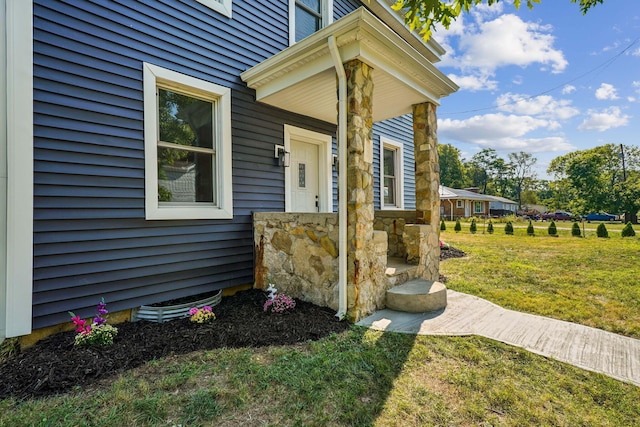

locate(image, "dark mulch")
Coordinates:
0 247 465 401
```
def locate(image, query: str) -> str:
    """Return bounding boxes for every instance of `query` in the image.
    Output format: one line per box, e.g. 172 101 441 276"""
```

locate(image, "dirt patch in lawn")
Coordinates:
0 247 465 401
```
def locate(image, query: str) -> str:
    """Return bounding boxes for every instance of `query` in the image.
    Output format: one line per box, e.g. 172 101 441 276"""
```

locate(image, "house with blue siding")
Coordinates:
1 0 457 343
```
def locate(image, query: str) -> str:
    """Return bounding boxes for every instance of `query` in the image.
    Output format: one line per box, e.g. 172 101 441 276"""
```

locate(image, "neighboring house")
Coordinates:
1 0 456 342
487 195 518 217
439 186 494 220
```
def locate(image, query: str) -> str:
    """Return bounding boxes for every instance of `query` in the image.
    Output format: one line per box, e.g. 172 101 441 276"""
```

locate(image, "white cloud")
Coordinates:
448 14 567 74
447 73 498 91
562 85 576 94
595 83 620 100
578 107 630 131
439 113 555 142
633 81 640 95
632 47 640 57
496 93 580 120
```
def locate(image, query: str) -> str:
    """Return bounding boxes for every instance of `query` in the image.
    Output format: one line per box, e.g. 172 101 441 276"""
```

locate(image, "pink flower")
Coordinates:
202 306 212 312
188 307 199 315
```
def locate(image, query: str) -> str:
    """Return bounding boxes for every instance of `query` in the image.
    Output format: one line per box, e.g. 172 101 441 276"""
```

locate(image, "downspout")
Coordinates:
328 35 347 319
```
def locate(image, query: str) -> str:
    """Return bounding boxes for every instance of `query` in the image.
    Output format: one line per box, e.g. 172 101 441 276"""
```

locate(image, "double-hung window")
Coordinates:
380 137 403 209
290 0 333 44
144 63 233 220
474 201 484 214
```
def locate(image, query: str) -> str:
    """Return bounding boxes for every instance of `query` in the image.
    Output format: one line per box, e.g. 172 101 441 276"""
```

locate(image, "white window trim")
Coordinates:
456 200 463 208
2 0 33 339
284 124 333 213
379 136 404 210
196 0 232 18
474 201 484 214
288 0 333 46
143 63 233 220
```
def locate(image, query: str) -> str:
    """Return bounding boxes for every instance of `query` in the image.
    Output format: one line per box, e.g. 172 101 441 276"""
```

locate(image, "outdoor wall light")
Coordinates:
274 144 290 167
332 154 338 172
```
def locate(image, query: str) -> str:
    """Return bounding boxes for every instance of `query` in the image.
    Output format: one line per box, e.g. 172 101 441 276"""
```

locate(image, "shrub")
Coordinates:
487 220 494 234
454 219 461 233
571 222 582 237
527 220 535 236
622 222 636 237
596 223 609 238
548 221 557 236
505 221 514 235
440 219 446 231
470 218 477 234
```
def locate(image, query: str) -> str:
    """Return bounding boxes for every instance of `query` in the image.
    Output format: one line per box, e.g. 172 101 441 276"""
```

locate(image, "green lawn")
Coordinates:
440 221 640 338
2 227 640 426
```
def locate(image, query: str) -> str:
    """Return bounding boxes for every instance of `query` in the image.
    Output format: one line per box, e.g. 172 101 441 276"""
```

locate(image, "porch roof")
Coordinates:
240 6 458 125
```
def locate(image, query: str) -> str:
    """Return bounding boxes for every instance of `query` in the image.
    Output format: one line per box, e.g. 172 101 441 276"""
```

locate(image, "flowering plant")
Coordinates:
188 306 216 323
263 284 296 314
69 298 118 346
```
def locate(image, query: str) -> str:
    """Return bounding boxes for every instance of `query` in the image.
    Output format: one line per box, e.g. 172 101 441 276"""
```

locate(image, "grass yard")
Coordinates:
440 220 640 338
2 223 640 426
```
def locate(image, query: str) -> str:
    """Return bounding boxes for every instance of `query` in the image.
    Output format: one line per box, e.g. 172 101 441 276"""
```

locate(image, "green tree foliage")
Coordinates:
509 151 537 210
596 223 609 238
622 222 636 237
572 222 582 237
487 220 494 234
504 221 514 235
454 219 461 233
548 221 557 236
527 220 535 236
548 144 640 222
438 144 467 188
440 219 446 231
470 218 477 234
467 148 498 194
389 0 604 41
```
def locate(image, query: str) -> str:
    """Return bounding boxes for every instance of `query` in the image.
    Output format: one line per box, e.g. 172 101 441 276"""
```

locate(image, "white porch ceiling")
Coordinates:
241 7 458 125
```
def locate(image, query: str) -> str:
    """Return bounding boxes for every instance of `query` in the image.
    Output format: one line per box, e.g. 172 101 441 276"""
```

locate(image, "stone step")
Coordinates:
386 279 447 313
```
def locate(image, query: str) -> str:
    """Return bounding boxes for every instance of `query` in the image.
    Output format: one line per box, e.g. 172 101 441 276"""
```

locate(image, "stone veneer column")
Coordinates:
344 59 376 320
412 102 441 280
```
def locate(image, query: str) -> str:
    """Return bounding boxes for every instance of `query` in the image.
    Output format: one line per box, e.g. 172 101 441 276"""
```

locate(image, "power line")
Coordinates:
440 36 640 116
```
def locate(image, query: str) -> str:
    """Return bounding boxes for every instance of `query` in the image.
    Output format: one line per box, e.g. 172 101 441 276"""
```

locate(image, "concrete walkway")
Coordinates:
357 290 640 386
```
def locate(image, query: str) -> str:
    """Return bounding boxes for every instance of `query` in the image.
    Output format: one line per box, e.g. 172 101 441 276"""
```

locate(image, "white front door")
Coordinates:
465 201 471 217
290 139 319 212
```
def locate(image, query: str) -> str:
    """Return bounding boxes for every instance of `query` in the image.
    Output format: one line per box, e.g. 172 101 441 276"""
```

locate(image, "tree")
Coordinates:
470 218 477 234
596 223 609 238
454 219 462 232
621 222 636 237
508 151 537 210
548 144 640 222
389 0 605 41
548 221 557 236
467 148 499 194
571 222 582 237
527 220 535 236
487 220 494 234
438 144 467 188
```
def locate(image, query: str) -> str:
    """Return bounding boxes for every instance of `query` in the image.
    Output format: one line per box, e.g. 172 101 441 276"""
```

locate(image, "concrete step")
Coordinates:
385 256 419 287
386 279 447 313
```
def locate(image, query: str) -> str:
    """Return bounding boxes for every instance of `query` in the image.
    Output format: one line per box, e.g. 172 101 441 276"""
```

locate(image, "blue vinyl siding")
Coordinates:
31 0 418 329
373 115 417 210
32 0 349 329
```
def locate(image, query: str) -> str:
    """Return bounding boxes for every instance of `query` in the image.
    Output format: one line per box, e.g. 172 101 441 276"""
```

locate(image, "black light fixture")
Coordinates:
274 144 290 167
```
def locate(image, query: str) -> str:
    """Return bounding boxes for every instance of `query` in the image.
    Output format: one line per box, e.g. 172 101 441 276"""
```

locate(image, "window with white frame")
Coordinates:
474 201 484 214
380 137 403 209
143 63 233 220
456 200 463 208
289 0 333 44
196 0 232 18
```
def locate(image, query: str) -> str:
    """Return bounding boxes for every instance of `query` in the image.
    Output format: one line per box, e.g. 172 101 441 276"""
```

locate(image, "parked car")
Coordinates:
541 211 577 221
585 212 618 222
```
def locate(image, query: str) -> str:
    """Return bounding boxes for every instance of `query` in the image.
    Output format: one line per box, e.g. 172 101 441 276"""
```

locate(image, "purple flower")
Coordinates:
202 306 212 312
94 316 107 325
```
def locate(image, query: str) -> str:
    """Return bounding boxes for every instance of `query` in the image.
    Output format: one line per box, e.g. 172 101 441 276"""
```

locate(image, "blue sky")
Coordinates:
433 0 639 180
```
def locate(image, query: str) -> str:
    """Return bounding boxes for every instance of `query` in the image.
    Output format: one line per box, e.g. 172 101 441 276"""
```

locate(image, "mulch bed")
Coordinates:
0 247 465 401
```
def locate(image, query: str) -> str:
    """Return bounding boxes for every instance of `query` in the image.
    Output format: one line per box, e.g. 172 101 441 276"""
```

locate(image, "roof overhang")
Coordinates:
241 7 458 125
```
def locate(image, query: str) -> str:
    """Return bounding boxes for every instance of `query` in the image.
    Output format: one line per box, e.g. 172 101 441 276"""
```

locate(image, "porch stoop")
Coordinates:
386 279 447 313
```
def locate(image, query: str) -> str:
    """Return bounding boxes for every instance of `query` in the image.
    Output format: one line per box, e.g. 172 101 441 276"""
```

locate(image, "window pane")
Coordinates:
383 148 395 176
158 147 215 204
297 0 320 12
295 7 321 41
384 177 395 205
158 89 213 149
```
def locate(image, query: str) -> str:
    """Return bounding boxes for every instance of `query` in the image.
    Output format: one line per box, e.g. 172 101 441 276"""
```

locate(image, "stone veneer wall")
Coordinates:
373 210 418 258
253 212 389 320
254 212 340 310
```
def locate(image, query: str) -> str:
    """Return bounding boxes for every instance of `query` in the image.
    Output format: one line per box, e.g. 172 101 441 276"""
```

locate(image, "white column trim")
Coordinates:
3 0 34 338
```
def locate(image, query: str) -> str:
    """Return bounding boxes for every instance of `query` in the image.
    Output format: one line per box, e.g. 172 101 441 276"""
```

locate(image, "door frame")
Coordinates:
284 124 332 213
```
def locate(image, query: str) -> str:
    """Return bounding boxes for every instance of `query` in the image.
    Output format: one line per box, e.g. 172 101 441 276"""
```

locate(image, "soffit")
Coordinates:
240 7 458 125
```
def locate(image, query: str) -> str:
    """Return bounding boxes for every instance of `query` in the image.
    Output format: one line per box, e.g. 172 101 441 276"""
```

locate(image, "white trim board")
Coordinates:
2 0 34 339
